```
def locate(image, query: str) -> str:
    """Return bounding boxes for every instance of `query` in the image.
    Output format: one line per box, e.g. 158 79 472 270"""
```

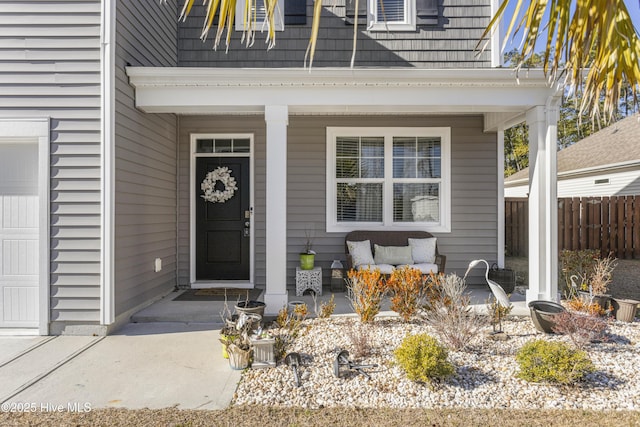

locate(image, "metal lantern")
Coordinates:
330 259 345 292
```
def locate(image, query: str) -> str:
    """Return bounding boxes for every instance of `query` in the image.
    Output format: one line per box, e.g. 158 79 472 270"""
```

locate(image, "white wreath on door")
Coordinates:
200 166 238 203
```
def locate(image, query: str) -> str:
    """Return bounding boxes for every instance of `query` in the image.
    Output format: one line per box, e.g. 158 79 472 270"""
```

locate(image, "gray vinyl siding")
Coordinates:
178 0 493 68
287 115 498 286
177 115 497 290
0 1 102 327
114 1 179 317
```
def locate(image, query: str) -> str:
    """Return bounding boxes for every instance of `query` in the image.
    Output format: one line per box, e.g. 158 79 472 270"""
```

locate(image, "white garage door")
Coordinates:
0 143 39 329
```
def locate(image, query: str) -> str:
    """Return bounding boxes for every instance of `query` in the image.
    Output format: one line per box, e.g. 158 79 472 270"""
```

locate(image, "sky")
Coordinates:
502 1 640 53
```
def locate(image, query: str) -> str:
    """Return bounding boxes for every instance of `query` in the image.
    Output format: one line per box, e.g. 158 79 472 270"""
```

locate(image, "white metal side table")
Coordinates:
295 267 322 296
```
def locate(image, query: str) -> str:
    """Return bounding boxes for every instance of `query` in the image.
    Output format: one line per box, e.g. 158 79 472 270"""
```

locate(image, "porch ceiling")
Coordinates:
126 67 562 131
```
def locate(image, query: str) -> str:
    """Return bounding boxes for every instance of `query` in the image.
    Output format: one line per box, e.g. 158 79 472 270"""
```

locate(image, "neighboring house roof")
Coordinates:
505 113 640 184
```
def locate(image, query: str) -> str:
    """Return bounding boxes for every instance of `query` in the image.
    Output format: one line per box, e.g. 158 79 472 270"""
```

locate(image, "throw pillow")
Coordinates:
408 237 437 264
347 240 375 267
374 244 414 265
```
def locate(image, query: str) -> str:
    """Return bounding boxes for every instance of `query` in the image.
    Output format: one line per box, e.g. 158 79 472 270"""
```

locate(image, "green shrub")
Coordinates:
394 334 454 382
516 339 595 384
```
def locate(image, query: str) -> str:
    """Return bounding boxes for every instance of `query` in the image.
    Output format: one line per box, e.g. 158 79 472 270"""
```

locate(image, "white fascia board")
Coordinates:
126 67 561 115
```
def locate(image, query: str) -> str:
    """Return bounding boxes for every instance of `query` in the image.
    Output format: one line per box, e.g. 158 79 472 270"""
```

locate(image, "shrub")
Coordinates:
394 333 454 383
346 267 386 323
386 266 427 321
317 294 336 318
551 311 609 349
420 273 487 351
345 321 373 359
565 297 607 316
273 306 304 361
516 339 595 384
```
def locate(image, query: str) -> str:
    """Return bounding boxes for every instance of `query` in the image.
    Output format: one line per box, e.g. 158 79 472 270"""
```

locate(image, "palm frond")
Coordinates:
480 0 640 124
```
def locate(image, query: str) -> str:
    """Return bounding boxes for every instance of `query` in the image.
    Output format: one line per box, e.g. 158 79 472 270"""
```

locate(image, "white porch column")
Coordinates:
526 98 561 304
263 105 289 315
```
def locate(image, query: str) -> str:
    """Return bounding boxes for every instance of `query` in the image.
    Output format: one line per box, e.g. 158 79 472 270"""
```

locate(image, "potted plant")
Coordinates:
219 312 256 369
582 254 617 310
299 228 316 270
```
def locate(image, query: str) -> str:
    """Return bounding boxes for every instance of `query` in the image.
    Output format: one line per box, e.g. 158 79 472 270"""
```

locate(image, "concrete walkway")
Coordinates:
0 322 240 410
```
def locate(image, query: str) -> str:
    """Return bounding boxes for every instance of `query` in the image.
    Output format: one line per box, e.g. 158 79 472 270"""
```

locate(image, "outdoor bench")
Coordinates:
344 230 446 275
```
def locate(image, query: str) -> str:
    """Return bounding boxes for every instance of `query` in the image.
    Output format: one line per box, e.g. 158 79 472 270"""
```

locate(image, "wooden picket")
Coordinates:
505 196 640 259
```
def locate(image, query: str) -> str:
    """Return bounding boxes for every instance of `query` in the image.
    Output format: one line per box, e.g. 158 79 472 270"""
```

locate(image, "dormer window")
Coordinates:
369 0 416 31
346 0 439 31
235 0 285 32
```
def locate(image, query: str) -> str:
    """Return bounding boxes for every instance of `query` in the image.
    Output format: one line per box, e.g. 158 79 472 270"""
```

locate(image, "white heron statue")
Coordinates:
464 259 511 333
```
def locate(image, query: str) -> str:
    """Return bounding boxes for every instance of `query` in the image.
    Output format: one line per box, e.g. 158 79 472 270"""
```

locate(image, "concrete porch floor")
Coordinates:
130 285 530 324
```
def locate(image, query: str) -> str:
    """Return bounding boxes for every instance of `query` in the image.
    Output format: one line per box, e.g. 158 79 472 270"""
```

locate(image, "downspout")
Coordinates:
100 0 115 325
490 0 503 67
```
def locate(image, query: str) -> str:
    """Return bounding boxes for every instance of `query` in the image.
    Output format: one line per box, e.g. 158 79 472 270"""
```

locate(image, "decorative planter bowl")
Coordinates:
235 300 266 318
612 298 639 323
528 300 567 334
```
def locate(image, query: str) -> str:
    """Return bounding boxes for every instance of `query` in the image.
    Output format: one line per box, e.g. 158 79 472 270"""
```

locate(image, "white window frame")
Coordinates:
368 0 416 31
235 0 285 31
326 127 451 233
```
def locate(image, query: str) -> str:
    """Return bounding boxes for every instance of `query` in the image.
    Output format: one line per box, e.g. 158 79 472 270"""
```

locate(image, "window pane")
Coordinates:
393 183 440 222
336 137 359 157
337 183 383 222
233 138 250 152
417 138 441 157
196 139 213 153
213 139 232 153
393 137 416 157
377 0 404 22
418 158 441 178
337 158 359 178
361 137 384 157
393 158 416 178
361 158 384 178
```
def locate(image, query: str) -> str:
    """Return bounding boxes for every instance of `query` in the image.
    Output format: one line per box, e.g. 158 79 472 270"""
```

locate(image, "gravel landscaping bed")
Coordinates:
233 315 640 411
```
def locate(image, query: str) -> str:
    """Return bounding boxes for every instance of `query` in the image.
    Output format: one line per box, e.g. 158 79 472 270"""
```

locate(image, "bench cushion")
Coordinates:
408 237 437 264
346 240 375 267
373 244 413 265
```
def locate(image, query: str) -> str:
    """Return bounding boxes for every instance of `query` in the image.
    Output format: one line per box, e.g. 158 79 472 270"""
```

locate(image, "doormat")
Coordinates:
173 288 262 302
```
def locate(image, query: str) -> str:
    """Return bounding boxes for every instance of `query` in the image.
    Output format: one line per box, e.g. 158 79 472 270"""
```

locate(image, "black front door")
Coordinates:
196 157 250 280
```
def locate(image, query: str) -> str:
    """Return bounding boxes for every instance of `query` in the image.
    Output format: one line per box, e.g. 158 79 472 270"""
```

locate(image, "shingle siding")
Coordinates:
113 0 179 318
0 1 102 330
177 0 493 68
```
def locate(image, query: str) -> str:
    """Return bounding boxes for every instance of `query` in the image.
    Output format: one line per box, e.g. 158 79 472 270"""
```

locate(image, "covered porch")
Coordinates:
126 67 563 315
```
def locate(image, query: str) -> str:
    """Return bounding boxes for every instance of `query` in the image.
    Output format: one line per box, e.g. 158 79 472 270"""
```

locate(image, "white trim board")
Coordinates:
126 67 563 126
189 133 255 288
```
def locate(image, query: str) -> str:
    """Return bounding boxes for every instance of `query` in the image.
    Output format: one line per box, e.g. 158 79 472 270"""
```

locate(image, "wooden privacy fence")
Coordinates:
505 196 640 259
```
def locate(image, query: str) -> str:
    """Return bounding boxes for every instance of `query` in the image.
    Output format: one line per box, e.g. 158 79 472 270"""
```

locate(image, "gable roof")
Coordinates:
506 114 640 183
